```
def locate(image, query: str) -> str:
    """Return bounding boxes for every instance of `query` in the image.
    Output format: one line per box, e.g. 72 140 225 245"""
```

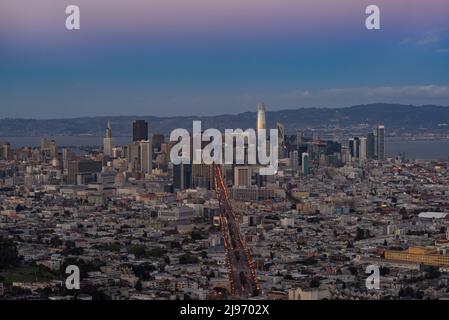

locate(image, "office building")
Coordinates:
296 129 302 146
359 137 367 161
67 159 102 185
349 138 358 159
0 141 10 161
124 142 140 172
173 163 192 190
62 148 76 170
152 134 165 152
234 166 252 187
289 150 299 170
349 136 366 161
139 140 153 174
133 120 148 142
376 125 385 160
277 122 285 147
158 206 195 221
302 153 309 176
256 102 266 131
41 138 57 159
103 121 113 157
191 164 215 190
366 132 376 159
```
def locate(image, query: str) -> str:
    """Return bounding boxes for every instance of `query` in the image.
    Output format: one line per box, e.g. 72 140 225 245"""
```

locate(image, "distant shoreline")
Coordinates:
2 136 448 160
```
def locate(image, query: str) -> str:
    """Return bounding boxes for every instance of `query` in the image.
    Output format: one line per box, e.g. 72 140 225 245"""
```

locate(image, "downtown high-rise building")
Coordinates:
256 102 266 131
289 150 299 170
41 138 57 159
349 136 367 161
302 152 309 176
152 134 165 152
234 166 252 187
139 140 153 174
0 141 10 161
349 138 357 159
366 132 376 159
296 129 302 146
124 140 152 174
103 121 113 157
376 125 385 160
191 164 215 190
173 163 192 190
133 120 149 142
359 137 367 161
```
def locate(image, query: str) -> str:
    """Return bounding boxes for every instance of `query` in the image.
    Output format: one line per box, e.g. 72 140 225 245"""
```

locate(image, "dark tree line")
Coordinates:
0 237 20 270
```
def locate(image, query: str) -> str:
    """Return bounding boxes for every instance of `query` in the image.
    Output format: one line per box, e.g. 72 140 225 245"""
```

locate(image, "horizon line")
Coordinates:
1 102 449 121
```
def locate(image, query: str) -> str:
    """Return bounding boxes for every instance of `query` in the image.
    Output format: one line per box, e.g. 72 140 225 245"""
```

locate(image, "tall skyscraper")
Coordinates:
41 138 57 159
0 141 10 161
366 132 376 159
296 129 302 146
349 137 358 158
256 102 266 131
302 153 309 176
359 137 367 161
376 125 385 160
62 148 76 170
289 150 299 170
152 134 165 152
125 141 141 172
139 140 153 174
173 163 192 190
103 121 113 157
277 122 287 158
277 122 285 147
133 120 149 142
349 136 367 161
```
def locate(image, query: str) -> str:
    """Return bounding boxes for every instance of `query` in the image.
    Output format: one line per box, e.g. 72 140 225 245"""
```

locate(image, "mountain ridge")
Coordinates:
1 103 449 136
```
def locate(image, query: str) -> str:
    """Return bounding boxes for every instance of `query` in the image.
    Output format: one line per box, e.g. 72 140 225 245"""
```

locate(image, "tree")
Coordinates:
424 266 441 279
399 286 416 298
129 245 147 258
179 253 199 264
0 237 20 270
50 235 63 248
309 278 321 288
132 263 156 280
190 230 204 241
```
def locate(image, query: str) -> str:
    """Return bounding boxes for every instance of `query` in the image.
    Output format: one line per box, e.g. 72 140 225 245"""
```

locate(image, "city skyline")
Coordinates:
1 97 449 302
1 0 449 118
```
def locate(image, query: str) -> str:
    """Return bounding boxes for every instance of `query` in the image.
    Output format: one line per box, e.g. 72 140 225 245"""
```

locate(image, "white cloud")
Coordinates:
164 85 449 115
319 85 449 100
400 29 444 46
268 85 449 109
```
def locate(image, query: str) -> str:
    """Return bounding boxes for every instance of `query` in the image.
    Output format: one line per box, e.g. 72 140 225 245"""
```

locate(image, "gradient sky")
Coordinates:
1 0 449 118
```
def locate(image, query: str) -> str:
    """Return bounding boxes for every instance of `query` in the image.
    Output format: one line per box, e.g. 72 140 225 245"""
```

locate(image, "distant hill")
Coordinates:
1 103 449 137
